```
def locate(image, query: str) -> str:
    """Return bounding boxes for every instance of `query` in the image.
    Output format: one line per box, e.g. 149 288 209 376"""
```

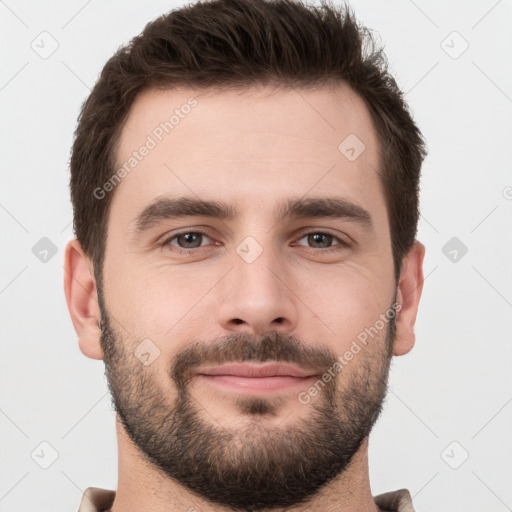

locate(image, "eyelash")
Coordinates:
161 229 350 255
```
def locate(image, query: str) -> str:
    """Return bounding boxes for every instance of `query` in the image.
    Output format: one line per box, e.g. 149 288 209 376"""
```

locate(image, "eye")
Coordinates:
162 229 215 253
161 229 350 256
294 231 349 253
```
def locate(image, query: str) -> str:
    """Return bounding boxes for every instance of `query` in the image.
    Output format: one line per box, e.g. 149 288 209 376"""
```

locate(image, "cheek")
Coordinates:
104 251 391 357
105 261 219 341
301 264 389 352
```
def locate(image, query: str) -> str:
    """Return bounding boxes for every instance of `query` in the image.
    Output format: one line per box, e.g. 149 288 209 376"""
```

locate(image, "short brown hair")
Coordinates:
70 0 426 284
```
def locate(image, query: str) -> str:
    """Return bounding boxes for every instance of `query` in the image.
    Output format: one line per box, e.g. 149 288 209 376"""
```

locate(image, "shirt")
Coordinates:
77 486 416 511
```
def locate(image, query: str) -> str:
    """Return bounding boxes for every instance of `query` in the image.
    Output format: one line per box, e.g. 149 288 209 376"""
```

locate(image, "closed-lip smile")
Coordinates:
196 362 318 394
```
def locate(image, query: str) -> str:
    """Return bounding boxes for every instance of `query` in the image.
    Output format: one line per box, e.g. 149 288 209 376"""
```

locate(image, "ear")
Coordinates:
392 240 426 356
63 239 103 360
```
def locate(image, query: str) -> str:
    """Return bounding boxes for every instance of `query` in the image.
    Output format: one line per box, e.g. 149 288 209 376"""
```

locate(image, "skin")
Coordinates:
64 83 425 512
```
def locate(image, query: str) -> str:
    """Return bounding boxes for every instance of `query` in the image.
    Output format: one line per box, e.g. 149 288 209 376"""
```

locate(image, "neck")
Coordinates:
111 419 383 512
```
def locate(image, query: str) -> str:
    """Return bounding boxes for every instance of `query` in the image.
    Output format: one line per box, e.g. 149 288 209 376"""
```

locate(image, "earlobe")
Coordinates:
63 239 104 360
393 240 426 357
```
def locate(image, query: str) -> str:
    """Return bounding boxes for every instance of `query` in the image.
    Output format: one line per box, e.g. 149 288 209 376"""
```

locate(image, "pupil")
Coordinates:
310 233 330 248
181 233 200 248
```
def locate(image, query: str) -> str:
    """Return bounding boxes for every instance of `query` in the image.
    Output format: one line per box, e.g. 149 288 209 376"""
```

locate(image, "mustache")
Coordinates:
170 330 339 390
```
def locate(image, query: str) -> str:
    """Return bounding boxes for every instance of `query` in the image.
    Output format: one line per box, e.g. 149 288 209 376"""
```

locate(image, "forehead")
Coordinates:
117 83 379 159
111 84 385 228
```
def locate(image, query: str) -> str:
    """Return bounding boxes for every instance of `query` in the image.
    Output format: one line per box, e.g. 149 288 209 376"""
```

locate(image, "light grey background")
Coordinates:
1 1 511 511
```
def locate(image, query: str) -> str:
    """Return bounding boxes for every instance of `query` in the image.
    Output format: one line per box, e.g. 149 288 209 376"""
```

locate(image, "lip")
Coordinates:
197 362 315 378
196 363 318 394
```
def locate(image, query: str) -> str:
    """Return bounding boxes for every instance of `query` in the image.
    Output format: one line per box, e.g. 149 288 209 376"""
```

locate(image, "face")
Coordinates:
98 84 399 509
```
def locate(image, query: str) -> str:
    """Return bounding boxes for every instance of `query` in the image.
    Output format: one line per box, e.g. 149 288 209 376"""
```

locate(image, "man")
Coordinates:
64 0 426 510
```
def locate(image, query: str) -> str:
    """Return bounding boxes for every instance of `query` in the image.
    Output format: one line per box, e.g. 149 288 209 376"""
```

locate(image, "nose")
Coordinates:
216 242 299 337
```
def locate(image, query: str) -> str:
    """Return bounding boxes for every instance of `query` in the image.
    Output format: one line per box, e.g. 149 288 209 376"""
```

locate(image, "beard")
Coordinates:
98 289 395 511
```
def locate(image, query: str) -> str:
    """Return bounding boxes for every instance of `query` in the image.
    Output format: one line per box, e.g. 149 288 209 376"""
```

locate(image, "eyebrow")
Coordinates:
133 196 374 232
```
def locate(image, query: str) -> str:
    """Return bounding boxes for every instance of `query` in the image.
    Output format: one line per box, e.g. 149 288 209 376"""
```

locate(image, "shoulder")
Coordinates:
374 488 415 512
77 487 116 512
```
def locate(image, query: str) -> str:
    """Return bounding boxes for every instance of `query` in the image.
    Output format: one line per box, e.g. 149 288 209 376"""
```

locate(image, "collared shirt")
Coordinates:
77 486 416 511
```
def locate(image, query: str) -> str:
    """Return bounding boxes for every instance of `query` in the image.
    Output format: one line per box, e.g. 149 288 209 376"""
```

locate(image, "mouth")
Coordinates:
195 362 318 394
